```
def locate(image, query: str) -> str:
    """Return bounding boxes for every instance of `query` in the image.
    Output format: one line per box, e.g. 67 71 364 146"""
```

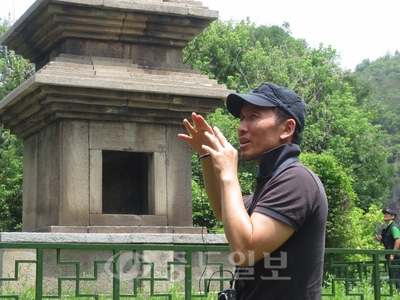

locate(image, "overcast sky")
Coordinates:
2 0 399 71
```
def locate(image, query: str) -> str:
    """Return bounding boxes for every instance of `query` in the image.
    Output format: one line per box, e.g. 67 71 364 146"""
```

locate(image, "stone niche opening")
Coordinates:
86 120 172 231
102 151 149 215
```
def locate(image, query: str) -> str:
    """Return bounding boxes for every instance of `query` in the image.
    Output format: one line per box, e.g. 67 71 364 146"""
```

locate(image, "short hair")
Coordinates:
271 107 302 145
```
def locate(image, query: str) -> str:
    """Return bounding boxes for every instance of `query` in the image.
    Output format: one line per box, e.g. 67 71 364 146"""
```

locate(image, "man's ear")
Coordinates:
280 119 296 141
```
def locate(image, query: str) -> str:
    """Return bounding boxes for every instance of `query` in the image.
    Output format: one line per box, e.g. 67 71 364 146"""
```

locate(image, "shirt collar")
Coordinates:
257 144 301 178
386 220 394 228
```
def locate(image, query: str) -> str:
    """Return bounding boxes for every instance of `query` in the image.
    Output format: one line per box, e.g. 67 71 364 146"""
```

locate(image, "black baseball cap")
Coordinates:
226 83 306 144
382 208 397 216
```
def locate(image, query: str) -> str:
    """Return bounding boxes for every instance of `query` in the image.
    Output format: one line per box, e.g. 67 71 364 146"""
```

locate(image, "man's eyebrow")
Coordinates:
240 108 256 116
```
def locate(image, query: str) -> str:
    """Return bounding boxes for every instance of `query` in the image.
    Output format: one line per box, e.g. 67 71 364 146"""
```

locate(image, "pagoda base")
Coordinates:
30 225 206 234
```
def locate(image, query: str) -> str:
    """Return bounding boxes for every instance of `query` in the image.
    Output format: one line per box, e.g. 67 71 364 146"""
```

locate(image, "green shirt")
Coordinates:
388 221 400 239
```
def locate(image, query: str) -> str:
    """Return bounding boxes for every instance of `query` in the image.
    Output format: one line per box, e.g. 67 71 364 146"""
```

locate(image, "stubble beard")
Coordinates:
240 150 257 162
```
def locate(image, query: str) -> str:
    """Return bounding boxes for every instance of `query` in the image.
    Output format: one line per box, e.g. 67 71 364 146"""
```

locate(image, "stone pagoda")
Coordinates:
0 0 233 233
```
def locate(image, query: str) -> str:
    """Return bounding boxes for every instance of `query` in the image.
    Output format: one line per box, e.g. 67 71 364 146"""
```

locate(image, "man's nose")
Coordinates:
238 120 248 133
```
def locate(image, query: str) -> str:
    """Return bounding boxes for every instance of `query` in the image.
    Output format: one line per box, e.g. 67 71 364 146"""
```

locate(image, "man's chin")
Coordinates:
240 152 255 162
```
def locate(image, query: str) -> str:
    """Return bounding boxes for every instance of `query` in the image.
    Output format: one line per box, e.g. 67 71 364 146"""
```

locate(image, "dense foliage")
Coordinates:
0 18 34 99
0 17 34 232
354 52 400 209
0 127 23 231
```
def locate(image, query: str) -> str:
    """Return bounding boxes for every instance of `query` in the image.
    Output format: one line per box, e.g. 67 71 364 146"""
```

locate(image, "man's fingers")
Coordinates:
204 127 230 150
193 114 213 135
213 126 228 145
203 131 218 149
201 144 214 154
183 118 202 137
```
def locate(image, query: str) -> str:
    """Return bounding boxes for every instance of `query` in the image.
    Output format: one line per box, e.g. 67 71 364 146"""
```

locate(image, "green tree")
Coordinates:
192 179 223 233
304 87 396 209
300 152 356 249
0 16 35 99
0 16 34 232
0 127 23 231
354 52 400 212
184 19 340 97
355 52 400 178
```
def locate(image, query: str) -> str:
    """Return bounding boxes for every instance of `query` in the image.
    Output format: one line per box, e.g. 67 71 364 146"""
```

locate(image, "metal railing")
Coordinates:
0 243 399 299
0 243 232 299
324 248 400 299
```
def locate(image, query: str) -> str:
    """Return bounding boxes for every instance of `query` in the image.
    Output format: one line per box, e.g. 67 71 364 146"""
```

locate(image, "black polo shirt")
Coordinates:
235 144 328 300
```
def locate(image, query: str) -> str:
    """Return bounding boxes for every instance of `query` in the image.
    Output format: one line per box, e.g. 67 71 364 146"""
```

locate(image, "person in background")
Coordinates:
178 83 328 299
376 208 400 291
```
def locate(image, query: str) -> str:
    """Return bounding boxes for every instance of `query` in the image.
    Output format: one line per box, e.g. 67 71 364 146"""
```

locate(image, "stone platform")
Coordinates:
0 232 228 244
30 225 207 234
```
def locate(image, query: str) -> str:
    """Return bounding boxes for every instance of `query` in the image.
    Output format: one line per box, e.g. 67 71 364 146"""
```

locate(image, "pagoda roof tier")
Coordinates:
0 54 231 139
0 0 219 63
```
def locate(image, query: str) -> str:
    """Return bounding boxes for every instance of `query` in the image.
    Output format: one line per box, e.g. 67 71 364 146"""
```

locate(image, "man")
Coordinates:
178 83 328 299
376 208 400 290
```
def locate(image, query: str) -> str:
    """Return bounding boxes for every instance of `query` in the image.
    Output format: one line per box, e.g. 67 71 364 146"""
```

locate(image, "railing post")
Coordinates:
373 252 381 300
113 249 121 300
36 248 43 300
185 250 192 300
